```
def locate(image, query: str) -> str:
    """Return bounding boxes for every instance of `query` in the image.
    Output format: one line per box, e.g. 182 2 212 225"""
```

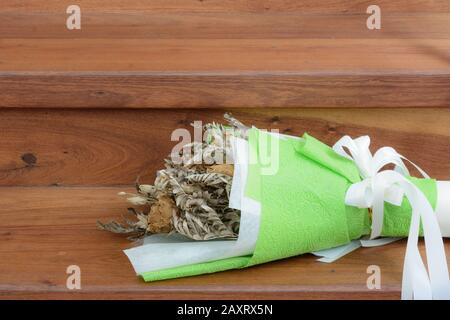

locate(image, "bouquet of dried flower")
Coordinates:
98 114 247 241
99 114 450 300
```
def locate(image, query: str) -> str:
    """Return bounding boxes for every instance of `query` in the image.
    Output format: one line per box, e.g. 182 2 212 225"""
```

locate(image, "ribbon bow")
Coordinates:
333 135 450 300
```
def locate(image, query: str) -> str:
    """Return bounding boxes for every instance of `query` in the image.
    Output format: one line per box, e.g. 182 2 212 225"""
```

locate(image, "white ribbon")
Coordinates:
333 135 450 299
333 135 429 239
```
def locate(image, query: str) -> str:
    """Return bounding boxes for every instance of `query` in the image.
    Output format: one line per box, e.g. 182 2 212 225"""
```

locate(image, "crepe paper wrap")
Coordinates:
126 128 450 299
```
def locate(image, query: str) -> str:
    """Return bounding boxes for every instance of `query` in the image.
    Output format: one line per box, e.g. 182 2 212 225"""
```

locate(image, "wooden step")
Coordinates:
2 1 450 300
0 108 450 299
2 1 450 107
2 186 449 299
1 108 450 187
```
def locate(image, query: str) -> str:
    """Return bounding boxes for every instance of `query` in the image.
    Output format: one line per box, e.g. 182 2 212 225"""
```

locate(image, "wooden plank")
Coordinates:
2 38 449 108
2 39 450 72
3 73 450 109
1 12 450 39
1 108 450 186
2 2 450 108
3 0 450 40
2 73 450 109
4 0 450 14
2 186 448 299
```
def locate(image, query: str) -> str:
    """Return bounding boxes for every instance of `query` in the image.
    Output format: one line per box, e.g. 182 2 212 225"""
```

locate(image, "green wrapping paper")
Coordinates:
141 128 437 282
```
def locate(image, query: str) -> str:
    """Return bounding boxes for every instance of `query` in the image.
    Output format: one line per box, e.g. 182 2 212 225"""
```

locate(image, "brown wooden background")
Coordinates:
1 0 450 299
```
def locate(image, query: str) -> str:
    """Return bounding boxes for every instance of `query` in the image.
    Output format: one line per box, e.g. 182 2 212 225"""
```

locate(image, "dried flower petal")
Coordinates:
127 196 148 206
207 164 234 177
147 195 176 233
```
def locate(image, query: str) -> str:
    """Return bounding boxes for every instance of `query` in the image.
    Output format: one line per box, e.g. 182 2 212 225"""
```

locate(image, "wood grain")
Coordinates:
2 39 450 72
4 0 450 13
2 73 450 108
2 1 450 107
3 1 450 39
1 108 450 186
2 186 448 299
1 12 450 39
2 0 450 300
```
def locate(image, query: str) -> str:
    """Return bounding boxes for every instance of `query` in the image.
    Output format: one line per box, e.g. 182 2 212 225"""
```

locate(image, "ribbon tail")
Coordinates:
402 206 432 300
402 248 432 300
400 155 430 179
380 172 450 300
370 177 386 239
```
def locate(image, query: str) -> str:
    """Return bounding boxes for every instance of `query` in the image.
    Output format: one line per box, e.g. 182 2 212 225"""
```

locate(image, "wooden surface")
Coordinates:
1 108 449 299
2 0 450 300
1 108 449 187
3 0 450 39
2 0 450 107
3 73 450 109
3 39 450 72
2 186 448 300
